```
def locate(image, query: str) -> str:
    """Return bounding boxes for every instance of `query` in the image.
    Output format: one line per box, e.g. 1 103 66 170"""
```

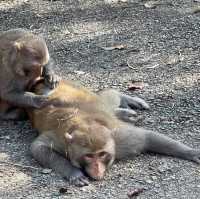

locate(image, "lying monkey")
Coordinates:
28 79 200 186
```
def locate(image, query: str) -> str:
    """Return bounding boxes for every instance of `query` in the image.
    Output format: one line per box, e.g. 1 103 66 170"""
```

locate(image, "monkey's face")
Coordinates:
11 38 49 84
65 124 115 180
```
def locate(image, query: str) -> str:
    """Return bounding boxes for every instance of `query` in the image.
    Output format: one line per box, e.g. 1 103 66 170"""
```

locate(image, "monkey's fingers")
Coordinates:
121 95 150 110
67 168 89 187
73 177 89 187
45 74 61 89
33 95 50 108
69 176 89 187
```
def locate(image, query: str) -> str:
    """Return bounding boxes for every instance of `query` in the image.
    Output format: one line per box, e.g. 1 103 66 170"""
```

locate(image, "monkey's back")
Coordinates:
29 80 118 137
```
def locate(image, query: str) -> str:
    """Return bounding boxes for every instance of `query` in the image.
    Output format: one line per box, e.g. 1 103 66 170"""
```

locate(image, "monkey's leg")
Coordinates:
0 108 27 120
31 134 89 187
98 89 149 111
43 58 60 89
114 125 200 163
0 100 27 120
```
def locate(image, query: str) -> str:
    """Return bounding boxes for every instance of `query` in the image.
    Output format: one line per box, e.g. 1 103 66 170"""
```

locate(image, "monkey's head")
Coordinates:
65 122 115 180
8 35 49 84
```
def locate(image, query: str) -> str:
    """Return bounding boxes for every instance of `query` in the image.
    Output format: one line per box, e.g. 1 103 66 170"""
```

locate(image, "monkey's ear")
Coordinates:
8 42 22 65
65 133 73 142
13 42 23 51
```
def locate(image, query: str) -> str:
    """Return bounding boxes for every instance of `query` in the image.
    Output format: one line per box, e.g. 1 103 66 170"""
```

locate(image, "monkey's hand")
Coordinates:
44 73 61 89
42 58 61 89
30 94 50 108
68 168 89 187
31 135 89 187
32 94 67 108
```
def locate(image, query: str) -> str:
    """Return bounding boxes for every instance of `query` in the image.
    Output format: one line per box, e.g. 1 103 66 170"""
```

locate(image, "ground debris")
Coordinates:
127 188 144 198
188 6 200 14
144 1 159 8
144 0 173 8
127 81 147 91
41 168 52 174
59 187 69 194
99 44 126 51
0 160 40 171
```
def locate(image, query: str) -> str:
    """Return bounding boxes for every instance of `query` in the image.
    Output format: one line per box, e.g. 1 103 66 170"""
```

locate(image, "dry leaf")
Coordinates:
127 81 146 91
59 187 68 194
144 1 159 8
41 168 52 174
74 70 85 75
100 44 126 51
189 6 200 14
146 63 160 69
127 188 144 198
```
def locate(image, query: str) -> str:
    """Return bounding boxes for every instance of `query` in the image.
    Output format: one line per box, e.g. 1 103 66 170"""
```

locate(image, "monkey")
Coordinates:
0 29 60 120
27 79 200 187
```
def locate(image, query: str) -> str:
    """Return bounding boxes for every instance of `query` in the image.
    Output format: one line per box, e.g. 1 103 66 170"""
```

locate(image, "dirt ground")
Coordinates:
0 0 200 198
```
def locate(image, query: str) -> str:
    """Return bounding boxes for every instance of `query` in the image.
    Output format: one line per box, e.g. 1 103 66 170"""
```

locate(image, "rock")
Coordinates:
145 179 153 184
41 169 52 174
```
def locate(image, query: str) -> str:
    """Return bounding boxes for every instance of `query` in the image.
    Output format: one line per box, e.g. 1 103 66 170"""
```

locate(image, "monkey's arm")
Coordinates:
42 58 60 89
114 125 200 163
1 89 49 109
31 134 89 187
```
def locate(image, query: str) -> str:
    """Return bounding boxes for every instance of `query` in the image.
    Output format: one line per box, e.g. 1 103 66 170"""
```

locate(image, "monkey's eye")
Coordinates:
83 154 94 162
98 151 108 158
84 154 94 159
32 63 41 68
23 69 31 76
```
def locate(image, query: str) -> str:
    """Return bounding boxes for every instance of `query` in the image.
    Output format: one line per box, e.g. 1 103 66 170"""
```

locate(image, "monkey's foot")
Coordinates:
121 95 150 110
0 109 27 121
189 149 200 164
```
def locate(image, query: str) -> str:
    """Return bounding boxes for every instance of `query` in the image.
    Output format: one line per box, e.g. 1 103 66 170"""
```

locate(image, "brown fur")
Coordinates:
28 80 200 186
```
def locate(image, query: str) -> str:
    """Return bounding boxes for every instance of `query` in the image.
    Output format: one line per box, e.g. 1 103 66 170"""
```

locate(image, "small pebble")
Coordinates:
41 169 52 174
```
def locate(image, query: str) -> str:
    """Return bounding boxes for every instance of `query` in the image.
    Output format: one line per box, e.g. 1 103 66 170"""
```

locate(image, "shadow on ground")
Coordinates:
0 0 200 198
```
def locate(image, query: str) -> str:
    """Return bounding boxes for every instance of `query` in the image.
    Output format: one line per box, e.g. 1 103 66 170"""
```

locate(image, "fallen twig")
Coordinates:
0 160 40 170
127 188 144 198
99 44 126 51
127 60 135 69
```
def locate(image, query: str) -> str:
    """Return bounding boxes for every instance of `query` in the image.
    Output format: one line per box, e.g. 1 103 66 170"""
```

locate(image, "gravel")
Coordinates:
0 0 200 198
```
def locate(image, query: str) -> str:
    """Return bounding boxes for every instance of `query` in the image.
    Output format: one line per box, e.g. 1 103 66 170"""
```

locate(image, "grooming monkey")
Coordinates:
0 29 60 120
28 80 200 186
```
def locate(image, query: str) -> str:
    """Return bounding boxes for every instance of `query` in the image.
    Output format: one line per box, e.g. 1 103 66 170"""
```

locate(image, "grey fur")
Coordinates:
30 85 200 187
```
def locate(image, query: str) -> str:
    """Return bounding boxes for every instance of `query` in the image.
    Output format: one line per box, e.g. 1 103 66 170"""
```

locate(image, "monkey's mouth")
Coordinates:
28 77 44 91
81 168 105 181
